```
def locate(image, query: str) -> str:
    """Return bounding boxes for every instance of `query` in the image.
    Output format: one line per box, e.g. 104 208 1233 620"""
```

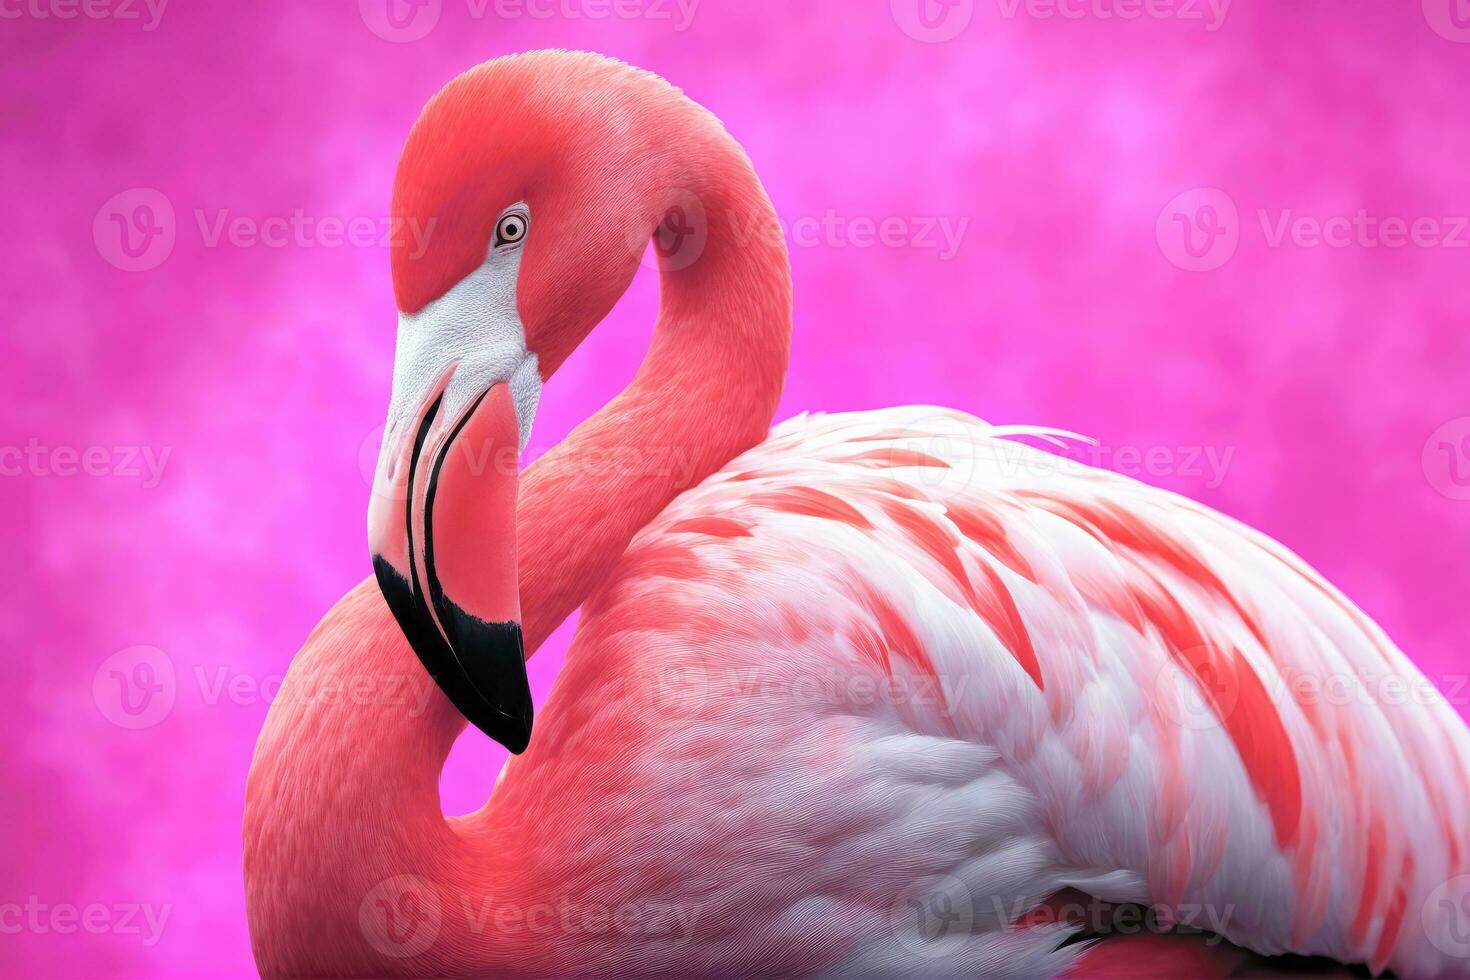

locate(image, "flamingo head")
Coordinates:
367 51 688 751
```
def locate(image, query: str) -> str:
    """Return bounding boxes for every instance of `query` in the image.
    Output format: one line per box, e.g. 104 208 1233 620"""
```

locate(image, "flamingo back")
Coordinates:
519 406 1470 978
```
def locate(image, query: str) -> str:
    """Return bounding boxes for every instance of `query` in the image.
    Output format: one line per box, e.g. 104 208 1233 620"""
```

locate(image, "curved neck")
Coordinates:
245 134 790 977
520 140 792 653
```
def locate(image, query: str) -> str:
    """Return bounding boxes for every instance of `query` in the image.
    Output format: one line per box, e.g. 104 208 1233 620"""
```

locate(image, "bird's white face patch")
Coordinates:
382 202 541 457
366 203 539 754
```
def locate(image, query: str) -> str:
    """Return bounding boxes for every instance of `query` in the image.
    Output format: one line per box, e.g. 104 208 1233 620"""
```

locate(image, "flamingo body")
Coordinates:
244 51 1470 979
504 407 1468 978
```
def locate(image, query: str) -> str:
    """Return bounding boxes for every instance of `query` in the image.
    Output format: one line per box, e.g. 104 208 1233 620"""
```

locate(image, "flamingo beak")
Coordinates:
368 369 535 753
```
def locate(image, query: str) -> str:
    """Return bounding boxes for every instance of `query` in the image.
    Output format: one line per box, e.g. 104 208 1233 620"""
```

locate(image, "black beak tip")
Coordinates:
458 699 532 754
491 713 533 755
372 556 535 755
438 602 534 754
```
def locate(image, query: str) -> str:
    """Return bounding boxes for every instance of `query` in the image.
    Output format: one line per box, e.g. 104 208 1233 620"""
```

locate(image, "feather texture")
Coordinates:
515 405 1470 978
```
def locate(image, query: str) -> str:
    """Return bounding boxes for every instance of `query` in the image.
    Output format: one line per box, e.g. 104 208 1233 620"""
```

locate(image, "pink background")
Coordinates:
5 1 1470 975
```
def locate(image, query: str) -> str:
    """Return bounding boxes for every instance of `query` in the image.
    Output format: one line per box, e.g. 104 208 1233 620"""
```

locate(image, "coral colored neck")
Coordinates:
518 134 792 654
245 128 790 977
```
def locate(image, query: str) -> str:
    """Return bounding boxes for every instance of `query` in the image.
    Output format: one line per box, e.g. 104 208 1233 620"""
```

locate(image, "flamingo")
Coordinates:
243 50 1470 979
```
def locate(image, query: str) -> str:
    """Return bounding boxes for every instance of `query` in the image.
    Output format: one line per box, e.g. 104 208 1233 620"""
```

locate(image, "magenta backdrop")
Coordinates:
5 1 1470 975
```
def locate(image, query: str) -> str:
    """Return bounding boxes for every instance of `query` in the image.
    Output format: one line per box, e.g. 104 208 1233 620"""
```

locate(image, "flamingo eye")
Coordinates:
494 210 528 249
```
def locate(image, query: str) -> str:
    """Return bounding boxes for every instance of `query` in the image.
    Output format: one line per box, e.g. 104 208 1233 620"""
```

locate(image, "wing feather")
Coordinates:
595 407 1470 977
